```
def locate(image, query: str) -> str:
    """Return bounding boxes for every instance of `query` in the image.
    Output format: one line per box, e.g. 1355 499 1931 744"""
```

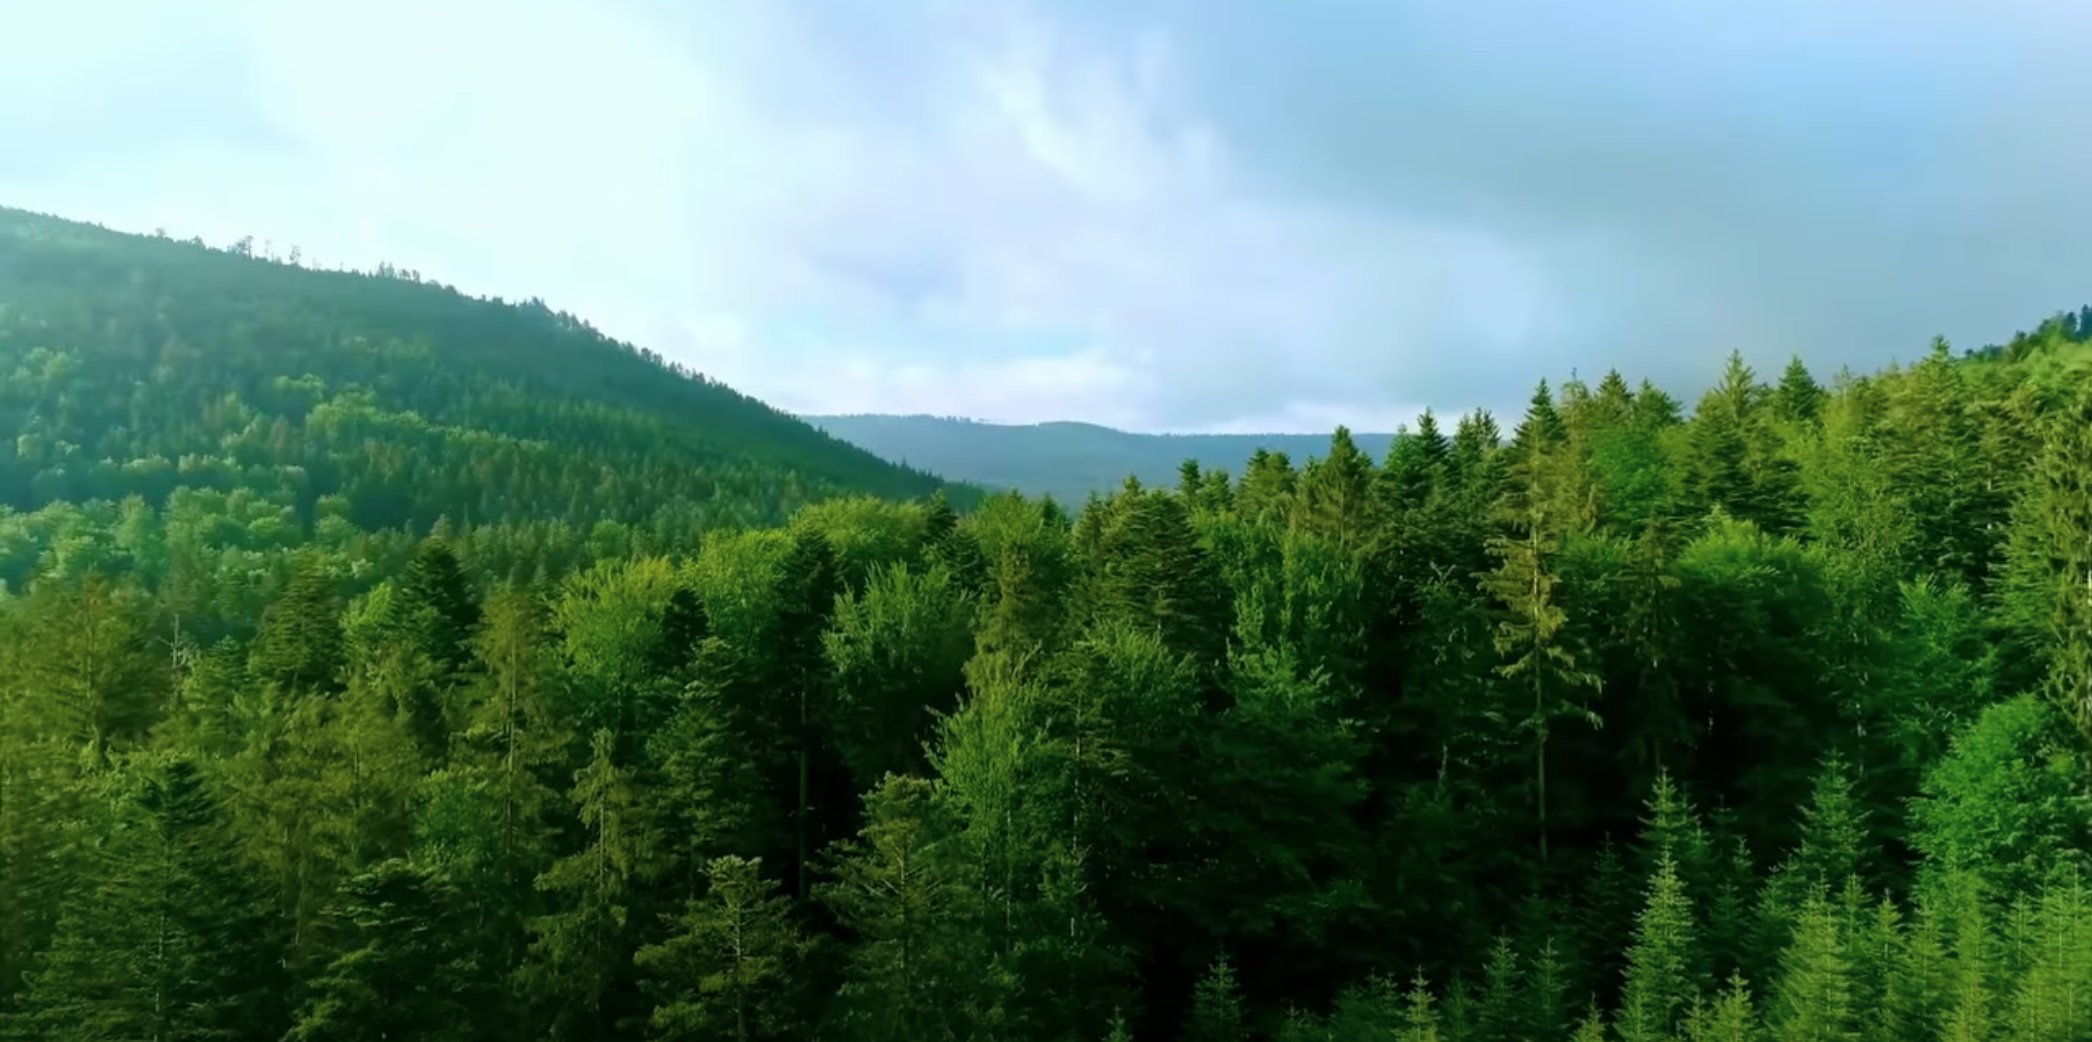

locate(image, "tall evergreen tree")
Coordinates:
635 855 807 1042
285 858 481 1042
14 757 283 1042
819 774 1001 1042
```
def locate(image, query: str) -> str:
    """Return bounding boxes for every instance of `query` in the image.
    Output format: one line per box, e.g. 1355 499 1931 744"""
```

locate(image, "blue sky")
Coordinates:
5 0 2090 433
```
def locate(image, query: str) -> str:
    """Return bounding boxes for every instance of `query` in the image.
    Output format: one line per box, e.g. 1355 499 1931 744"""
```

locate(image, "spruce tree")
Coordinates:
1616 852 1699 1042
524 729 650 1040
1186 954 1246 1042
1473 933 1525 1042
2031 387 2092 769
285 858 480 1042
388 537 482 680
1482 443 1603 867
15 757 283 1042
251 553 345 696
635 855 807 1042
1399 972 1444 1042
1767 887 1857 1042
1679 975 1762 1042
820 774 1000 1042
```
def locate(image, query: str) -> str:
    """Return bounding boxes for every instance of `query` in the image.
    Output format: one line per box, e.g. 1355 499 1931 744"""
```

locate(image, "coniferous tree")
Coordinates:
1185 954 1246 1042
389 537 482 679
635 855 807 1042
285 858 482 1042
1766 886 1858 1042
1773 357 1827 426
820 774 1001 1042
251 553 346 697
525 729 651 1041
2029 388 2092 765
1472 933 1525 1042
14 757 283 1042
1616 852 1700 1042
645 638 767 897
1482 430 1603 867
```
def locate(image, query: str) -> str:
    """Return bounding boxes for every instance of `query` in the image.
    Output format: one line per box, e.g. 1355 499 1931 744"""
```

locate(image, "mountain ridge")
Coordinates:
804 412 1400 505
0 204 977 537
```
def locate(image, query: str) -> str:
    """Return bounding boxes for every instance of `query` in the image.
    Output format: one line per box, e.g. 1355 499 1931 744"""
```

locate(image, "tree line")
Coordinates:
3 212 2092 1039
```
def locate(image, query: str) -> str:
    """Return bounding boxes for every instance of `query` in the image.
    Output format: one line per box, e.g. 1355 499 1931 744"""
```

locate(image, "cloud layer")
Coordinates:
6 0 2090 432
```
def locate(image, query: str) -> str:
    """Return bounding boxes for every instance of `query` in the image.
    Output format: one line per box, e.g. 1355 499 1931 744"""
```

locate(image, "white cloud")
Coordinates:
5 0 2092 432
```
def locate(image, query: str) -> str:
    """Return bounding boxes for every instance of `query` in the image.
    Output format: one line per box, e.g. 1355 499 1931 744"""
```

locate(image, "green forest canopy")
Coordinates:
0 205 974 546
4 204 2092 1042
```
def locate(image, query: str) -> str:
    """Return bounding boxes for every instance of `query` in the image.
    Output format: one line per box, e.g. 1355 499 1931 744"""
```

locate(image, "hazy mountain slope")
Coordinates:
805 413 1397 505
0 206 973 534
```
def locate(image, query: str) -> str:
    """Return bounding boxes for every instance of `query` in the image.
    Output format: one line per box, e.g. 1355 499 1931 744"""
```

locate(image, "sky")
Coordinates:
5 0 2091 434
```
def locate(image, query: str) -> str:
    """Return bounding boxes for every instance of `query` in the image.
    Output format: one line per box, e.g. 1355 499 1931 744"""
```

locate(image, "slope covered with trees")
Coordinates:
0 205 970 555
2 220 2091 1042
805 414 1397 506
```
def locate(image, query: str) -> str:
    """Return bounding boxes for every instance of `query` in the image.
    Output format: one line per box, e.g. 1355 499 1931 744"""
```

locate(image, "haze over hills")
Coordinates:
805 413 1399 505
0 205 975 547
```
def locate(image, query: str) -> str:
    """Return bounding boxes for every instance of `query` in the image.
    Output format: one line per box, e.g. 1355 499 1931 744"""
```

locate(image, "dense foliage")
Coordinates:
0 205 969 559
4 209 2092 1041
806 415 1396 508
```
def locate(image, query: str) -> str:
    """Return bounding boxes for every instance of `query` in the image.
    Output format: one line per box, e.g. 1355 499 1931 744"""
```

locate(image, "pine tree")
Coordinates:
251 553 345 696
1473 933 1525 1042
1524 933 1574 1042
1767 887 1857 1042
15 757 284 1041
1679 975 1762 1042
1616 852 1699 1042
646 638 767 896
1013 841 1133 1042
1788 752 1872 895
820 774 1000 1042
524 729 650 1040
1293 426 1381 554
2030 387 2092 768
1847 895 1910 1042
285 858 480 1042
1399 972 1443 1042
1936 872 1995 1042
13 572 162 766
923 489 961 548
1635 770 1713 909
2004 868 2092 1042
1090 489 1232 676
1482 452 1603 866
458 581 569 893
388 537 482 680
635 855 807 1042
1773 356 1826 425
1103 1010 1136 1042
1186 954 1246 1042
1381 409 1451 513
778 526 841 901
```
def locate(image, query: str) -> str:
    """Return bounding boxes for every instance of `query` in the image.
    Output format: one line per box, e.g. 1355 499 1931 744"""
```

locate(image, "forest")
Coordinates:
3 208 2092 1042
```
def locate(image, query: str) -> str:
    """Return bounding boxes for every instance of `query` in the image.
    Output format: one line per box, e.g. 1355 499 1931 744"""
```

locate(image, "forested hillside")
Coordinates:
0 205 968 566
3 220 2092 1042
806 414 1397 506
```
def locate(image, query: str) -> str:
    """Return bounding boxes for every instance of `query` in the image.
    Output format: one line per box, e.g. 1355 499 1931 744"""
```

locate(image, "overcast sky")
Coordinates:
5 0 2090 433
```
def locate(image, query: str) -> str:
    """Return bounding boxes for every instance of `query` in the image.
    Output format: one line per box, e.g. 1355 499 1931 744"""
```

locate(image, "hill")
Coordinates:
7 200 2092 1041
804 413 1399 505
0 205 971 540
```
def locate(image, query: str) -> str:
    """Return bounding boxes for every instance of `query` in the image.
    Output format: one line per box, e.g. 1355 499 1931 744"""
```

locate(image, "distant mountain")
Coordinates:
0 205 974 538
804 414 1397 506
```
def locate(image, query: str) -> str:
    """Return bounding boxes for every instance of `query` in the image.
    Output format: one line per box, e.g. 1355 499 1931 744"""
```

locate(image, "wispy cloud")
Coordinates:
6 0 2089 432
